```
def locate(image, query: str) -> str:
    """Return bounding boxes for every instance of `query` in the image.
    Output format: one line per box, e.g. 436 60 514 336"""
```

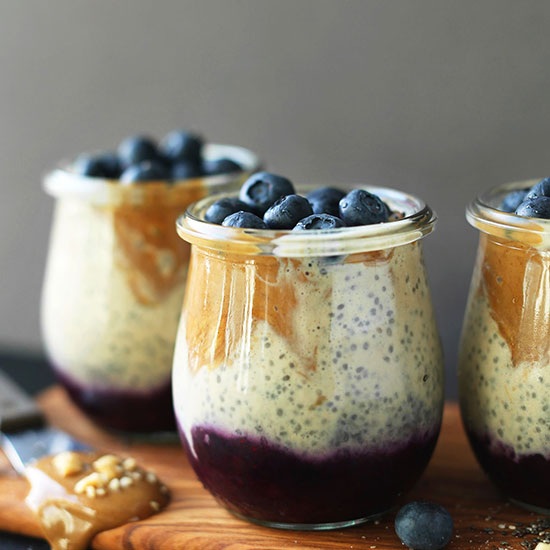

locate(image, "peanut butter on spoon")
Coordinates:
24 451 169 550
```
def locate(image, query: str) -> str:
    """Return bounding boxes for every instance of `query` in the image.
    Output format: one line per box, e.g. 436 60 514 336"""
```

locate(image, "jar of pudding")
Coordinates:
41 144 260 434
459 180 550 513
173 185 444 529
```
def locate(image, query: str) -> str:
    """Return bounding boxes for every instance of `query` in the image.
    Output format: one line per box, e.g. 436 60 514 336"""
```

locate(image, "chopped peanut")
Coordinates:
131 471 143 481
149 501 160 511
120 476 133 489
108 478 121 492
146 472 157 484
122 457 137 471
74 472 104 494
93 454 121 480
93 454 120 469
85 486 96 499
52 451 83 477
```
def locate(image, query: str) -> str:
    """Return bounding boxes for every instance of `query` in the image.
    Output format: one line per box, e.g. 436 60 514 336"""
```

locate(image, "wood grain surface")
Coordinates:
0 388 547 549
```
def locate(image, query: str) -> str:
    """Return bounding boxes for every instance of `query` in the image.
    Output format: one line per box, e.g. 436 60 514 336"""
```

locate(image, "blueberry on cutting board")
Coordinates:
395 502 453 550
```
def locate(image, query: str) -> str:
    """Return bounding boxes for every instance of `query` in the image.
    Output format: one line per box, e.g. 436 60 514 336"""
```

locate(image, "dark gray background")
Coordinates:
2 0 550 398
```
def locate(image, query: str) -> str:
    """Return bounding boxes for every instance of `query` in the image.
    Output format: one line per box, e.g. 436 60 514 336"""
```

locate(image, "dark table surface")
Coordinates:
0 351 55 550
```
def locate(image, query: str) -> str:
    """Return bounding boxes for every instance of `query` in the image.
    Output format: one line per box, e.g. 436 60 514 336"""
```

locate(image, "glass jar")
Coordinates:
173 185 444 529
41 144 260 434
459 179 550 513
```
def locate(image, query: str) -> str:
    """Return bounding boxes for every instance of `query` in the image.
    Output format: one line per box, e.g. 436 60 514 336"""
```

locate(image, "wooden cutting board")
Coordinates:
0 388 546 549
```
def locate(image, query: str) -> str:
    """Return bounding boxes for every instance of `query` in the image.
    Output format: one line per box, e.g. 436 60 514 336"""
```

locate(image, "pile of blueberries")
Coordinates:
500 177 550 219
72 131 243 183
205 171 396 230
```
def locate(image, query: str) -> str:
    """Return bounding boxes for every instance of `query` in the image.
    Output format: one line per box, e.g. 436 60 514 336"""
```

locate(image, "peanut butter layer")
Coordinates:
111 183 205 305
25 452 169 550
183 247 393 375
480 232 550 366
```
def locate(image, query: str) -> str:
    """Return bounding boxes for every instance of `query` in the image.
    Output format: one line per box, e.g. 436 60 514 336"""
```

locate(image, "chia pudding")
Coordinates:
173 184 444 528
459 179 550 512
41 139 259 433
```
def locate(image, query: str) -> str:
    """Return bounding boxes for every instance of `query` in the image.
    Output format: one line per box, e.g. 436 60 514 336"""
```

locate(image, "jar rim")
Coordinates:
466 179 550 247
176 184 436 257
43 143 261 205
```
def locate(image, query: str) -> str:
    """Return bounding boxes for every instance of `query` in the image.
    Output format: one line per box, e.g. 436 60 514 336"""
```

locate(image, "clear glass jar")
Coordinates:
41 144 260 434
173 185 444 529
459 179 550 513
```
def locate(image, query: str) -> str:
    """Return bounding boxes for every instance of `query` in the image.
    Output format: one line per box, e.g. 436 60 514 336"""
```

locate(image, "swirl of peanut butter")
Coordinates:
183 246 393 375
111 183 205 305
480 233 550 366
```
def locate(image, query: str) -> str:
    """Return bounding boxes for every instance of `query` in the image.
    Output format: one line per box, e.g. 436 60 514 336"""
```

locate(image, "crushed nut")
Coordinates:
93 454 120 469
108 478 121 492
131 471 143 481
96 487 106 497
53 451 83 477
160 484 169 494
93 454 121 480
75 472 104 494
122 457 137 471
85 486 96 498
149 501 160 511
120 476 133 489
146 472 157 484
98 472 110 484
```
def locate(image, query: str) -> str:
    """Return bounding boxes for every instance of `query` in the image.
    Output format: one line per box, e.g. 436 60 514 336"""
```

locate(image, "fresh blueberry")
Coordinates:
306 187 346 216
222 211 268 229
120 160 170 183
118 135 158 168
172 161 203 180
203 158 242 176
239 172 295 215
160 130 203 164
395 502 453 550
499 189 529 213
526 177 550 200
205 198 254 224
515 196 550 219
263 194 314 229
97 152 122 178
73 154 110 178
293 213 345 231
339 189 389 226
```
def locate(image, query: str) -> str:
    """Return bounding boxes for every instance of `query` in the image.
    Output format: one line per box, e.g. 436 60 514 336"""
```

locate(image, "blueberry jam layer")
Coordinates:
467 430 550 510
56 368 175 433
181 425 439 525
